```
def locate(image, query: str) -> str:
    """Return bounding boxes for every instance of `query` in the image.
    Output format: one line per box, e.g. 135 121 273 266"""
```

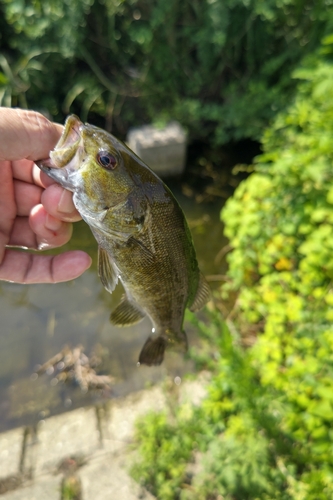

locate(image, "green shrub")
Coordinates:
1 0 331 143
131 410 200 499
221 40 333 494
131 41 333 500
131 317 293 500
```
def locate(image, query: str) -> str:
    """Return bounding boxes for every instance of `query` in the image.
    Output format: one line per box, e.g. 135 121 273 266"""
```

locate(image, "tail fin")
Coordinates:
138 330 188 366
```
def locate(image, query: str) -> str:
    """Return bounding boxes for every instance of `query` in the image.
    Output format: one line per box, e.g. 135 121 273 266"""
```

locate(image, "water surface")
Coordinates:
0 187 227 432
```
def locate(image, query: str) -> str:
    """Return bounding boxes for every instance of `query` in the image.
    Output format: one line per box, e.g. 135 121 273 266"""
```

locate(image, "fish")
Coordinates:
37 115 211 366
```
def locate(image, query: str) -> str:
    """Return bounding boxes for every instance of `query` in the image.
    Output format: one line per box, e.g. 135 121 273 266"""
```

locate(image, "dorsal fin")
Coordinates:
189 272 211 312
98 247 118 294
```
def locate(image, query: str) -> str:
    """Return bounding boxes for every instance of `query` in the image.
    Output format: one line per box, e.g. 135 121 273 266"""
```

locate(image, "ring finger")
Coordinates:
8 208 73 250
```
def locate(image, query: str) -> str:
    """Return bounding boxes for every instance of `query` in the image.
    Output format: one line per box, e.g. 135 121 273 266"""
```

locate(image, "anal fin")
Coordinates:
110 297 145 326
98 247 118 294
189 272 211 312
139 329 188 366
139 336 167 366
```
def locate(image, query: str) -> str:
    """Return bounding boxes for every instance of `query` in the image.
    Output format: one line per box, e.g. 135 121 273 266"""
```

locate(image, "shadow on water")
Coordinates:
0 141 257 432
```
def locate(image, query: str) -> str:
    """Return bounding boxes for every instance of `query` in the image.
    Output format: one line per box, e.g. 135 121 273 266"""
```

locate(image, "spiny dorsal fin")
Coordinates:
189 272 211 312
110 297 145 326
98 247 118 294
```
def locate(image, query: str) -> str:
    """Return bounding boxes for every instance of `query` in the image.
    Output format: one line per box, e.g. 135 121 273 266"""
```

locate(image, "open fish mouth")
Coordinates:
36 115 84 190
36 115 83 170
54 115 82 153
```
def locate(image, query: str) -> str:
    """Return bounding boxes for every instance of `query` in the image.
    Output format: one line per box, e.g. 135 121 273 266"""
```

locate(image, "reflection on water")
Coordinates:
0 188 228 432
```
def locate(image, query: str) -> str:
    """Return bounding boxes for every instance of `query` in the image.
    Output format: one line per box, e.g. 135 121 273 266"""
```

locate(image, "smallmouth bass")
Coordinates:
37 115 211 366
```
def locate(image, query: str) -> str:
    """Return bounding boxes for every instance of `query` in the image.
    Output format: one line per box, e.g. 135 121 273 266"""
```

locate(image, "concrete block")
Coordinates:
0 475 60 500
80 454 145 500
0 428 22 479
127 122 187 177
35 407 99 473
0 376 209 499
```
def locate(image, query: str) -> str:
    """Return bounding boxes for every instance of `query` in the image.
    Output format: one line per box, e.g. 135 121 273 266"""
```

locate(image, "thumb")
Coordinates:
0 108 63 161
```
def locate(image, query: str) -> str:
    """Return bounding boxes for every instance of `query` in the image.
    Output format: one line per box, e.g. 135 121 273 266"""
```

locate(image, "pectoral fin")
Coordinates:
98 247 119 294
128 237 156 265
189 272 211 312
110 298 145 326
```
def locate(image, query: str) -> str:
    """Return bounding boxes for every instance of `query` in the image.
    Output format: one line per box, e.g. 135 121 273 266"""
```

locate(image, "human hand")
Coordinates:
0 107 92 284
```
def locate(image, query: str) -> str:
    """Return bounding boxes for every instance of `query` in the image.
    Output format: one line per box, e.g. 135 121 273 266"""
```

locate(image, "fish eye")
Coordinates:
97 151 117 170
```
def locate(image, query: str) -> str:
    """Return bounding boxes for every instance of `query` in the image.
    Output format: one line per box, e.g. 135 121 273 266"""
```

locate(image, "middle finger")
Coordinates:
41 184 81 222
14 179 42 216
12 160 58 189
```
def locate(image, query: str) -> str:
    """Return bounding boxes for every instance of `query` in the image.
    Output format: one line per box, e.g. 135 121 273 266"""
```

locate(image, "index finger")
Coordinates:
11 159 56 188
0 108 63 161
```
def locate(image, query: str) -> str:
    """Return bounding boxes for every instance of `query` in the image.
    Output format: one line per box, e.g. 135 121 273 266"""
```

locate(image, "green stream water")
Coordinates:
0 186 228 432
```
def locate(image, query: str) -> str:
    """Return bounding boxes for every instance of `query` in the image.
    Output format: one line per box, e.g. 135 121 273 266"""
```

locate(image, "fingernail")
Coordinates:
57 189 74 214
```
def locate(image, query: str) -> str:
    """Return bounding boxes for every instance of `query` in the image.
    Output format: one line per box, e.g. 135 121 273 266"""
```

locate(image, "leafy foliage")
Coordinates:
131 317 307 499
131 42 333 499
131 411 198 498
1 0 331 142
132 312 333 499
221 44 333 496
220 41 333 466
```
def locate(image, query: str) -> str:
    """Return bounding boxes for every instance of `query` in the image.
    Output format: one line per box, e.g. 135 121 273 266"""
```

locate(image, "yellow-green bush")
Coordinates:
221 43 333 493
131 44 333 500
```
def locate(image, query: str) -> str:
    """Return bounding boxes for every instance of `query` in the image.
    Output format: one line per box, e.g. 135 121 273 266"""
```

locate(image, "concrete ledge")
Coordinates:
127 122 187 177
0 375 209 499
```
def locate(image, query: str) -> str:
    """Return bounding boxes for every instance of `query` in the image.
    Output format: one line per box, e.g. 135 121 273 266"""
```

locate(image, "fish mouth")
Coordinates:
54 115 82 154
36 115 84 189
